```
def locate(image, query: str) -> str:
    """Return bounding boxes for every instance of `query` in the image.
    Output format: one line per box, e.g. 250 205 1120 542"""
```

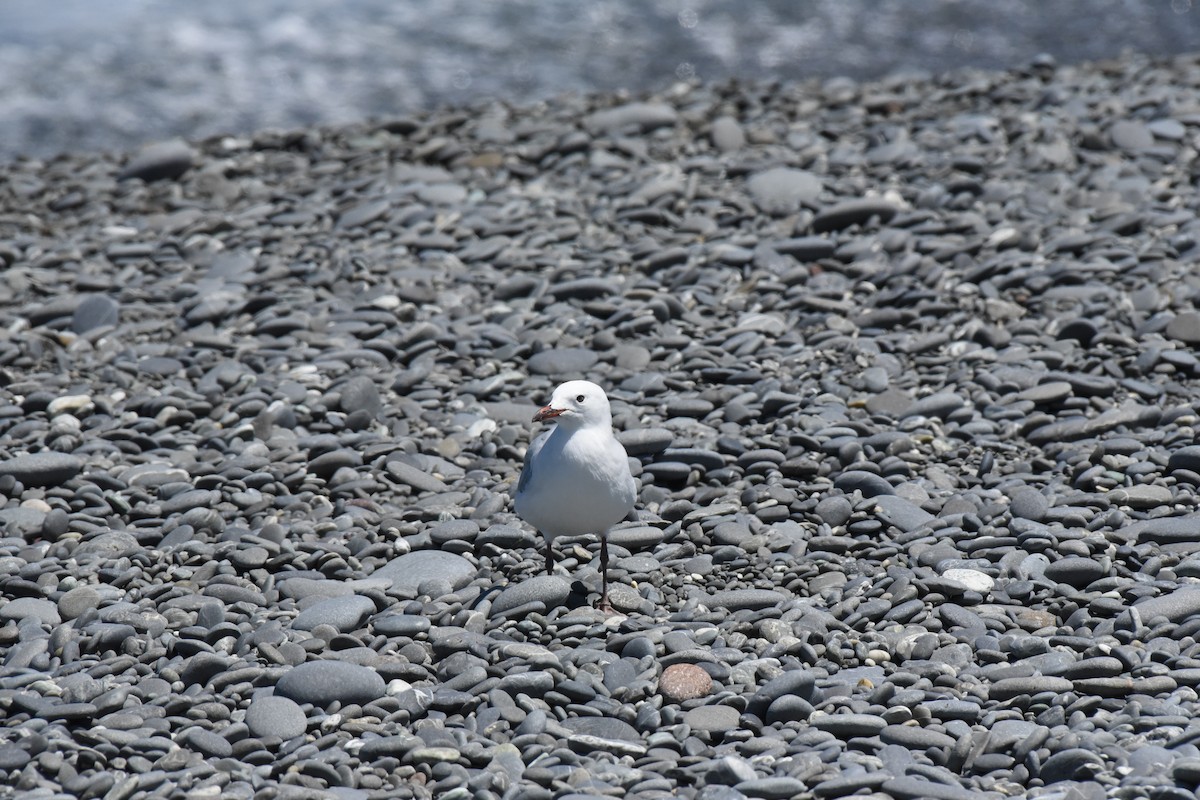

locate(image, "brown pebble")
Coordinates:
659 663 713 703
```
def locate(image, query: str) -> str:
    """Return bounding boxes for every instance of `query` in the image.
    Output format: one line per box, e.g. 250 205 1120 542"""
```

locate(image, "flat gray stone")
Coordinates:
275 661 386 707
746 167 822 215
490 575 571 617
707 589 785 612
245 694 308 739
291 595 375 633
683 705 741 734
0 453 83 487
117 138 196 181
371 551 476 592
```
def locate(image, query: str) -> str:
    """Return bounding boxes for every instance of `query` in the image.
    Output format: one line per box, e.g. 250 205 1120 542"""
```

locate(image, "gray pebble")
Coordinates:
707 589 786 611
0 453 83 487
245 694 308 740
275 660 386 707
683 705 741 734
117 138 196 181
371 551 477 592
746 167 823 215
71 294 120 333
527 348 600 376
292 595 375 633
490 575 571 617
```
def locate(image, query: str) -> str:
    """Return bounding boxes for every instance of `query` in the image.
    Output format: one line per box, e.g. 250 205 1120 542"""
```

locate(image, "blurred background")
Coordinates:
1 0 1196 161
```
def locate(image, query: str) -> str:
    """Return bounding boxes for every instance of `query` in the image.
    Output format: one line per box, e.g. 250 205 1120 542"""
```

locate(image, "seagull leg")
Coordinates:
544 534 554 575
597 530 613 613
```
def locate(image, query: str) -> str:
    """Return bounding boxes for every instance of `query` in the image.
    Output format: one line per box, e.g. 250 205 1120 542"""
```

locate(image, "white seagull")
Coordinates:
514 380 637 610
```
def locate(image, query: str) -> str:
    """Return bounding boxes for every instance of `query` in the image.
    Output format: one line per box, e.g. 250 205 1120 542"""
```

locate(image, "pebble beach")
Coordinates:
2 44 1200 800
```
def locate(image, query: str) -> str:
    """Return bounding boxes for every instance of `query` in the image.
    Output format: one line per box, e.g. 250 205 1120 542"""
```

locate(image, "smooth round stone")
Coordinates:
659 664 713 703
58 586 102 621
497 671 554 696
1109 119 1154 151
872 495 933 532
880 724 956 750
583 101 677 134
923 699 981 723
386 460 448 493
734 777 806 800
904 391 965 419
42 507 70 538
988 676 1073 701
811 774 888 798
1043 557 1105 589
275 661 386 707
1134 588 1200 623
882 775 979 800
117 138 196 181
1168 445 1200 474
749 670 818 716
562 716 641 742
814 496 853 527
941 569 994 593
409 744 463 764
71 295 119 333
245 694 308 739
0 744 31 771
642 462 692 484
708 755 757 785
338 376 381 417
371 551 476 592
490 575 570 617
477 524 533 549
683 705 740 734
1008 487 1049 521
712 522 752 547
291 595 375 633
179 653 233 688
0 507 44 537
547 278 618 301
764 695 813 724
371 614 431 637
666 398 714 418
1037 748 1106 783
307 449 361 480
618 428 674 456
810 713 885 737
810 198 898 233
137 356 184 376
1016 381 1073 404
417 182 467 205
706 589 785 611
527 348 599 376
710 116 745 152
1108 484 1173 509
1 597 61 626
337 199 390 228
0 453 83 487
746 167 822 215
607 526 665 550
181 727 233 758
861 366 889 392
833 470 894 497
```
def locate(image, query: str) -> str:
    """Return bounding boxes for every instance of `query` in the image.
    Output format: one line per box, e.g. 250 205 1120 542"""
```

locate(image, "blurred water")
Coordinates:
1 0 1196 159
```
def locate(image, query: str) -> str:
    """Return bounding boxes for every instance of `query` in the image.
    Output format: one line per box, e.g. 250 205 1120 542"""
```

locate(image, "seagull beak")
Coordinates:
533 405 564 422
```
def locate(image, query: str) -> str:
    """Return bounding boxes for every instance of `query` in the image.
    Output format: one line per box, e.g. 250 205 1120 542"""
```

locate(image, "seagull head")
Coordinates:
532 380 614 429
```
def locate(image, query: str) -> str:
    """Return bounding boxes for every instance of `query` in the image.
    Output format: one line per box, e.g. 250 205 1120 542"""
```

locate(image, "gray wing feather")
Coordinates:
518 431 549 495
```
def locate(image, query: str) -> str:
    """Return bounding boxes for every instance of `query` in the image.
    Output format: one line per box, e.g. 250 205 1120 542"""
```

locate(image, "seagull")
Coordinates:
514 380 637 610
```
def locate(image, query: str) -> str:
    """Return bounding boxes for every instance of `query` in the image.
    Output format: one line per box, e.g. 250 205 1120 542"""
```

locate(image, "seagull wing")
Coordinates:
517 429 550 495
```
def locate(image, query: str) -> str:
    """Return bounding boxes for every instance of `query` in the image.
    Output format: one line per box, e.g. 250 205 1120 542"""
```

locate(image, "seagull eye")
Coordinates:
576 394 586 403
